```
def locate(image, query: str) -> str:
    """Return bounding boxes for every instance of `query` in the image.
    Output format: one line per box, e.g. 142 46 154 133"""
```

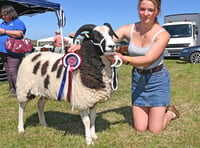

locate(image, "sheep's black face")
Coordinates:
92 26 116 56
90 31 105 56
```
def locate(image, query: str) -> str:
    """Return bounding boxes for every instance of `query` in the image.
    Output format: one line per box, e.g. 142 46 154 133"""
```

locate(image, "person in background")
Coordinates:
52 30 68 53
65 32 80 52
0 5 26 97
65 32 74 51
68 32 75 45
69 0 180 134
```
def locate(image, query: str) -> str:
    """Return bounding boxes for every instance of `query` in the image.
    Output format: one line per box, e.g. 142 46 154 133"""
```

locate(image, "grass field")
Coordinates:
0 59 199 148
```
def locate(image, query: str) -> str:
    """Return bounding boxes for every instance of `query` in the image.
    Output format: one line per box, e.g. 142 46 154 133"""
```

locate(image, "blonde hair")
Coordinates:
138 0 161 22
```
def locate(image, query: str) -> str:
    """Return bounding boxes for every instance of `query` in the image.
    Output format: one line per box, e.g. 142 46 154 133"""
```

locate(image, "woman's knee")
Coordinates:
133 124 148 132
148 126 162 134
135 127 147 132
132 106 149 132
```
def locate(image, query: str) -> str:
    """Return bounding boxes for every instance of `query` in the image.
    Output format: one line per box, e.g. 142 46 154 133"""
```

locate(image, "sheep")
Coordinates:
16 23 121 145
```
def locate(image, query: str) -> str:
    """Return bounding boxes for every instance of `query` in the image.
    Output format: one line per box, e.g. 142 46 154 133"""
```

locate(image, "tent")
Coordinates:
0 0 66 27
0 0 60 16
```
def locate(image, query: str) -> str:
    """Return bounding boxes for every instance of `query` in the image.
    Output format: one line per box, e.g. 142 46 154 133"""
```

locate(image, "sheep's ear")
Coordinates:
73 24 96 43
103 23 119 39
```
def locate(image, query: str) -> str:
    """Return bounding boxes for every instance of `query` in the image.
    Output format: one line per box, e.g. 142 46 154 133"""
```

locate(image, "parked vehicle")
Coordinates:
179 45 200 63
163 13 200 57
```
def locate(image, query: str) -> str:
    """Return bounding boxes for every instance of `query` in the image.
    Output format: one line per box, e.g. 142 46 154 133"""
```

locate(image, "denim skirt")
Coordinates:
131 66 171 107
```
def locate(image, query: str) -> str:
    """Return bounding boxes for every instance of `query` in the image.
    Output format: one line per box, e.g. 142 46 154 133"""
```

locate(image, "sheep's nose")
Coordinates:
108 45 116 49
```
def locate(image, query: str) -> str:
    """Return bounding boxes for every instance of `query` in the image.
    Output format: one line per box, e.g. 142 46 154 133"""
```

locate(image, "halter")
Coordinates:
91 37 105 54
91 37 122 90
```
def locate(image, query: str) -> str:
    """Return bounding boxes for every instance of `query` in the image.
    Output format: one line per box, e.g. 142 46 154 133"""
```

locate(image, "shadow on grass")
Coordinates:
164 57 191 64
24 105 132 136
176 61 189 64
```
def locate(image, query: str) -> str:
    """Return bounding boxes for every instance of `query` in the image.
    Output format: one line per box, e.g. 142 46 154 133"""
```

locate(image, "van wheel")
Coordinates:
189 52 200 64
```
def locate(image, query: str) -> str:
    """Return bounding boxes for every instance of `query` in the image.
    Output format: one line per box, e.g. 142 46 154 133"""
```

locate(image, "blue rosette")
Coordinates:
62 52 82 70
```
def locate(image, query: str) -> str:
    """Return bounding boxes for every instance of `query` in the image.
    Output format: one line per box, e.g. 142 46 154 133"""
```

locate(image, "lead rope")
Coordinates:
111 55 122 90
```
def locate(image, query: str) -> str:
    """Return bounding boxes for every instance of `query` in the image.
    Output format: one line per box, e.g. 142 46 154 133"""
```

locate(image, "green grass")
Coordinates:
0 59 199 148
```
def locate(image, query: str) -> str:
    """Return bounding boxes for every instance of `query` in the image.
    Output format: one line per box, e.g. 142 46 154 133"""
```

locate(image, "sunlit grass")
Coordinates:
0 59 199 148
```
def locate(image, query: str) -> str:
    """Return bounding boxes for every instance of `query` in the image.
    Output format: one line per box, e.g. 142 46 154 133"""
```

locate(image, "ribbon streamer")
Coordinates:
58 67 69 101
67 67 73 102
58 53 81 102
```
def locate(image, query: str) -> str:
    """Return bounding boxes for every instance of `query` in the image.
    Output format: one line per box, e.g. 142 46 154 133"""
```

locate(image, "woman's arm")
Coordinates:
68 24 131 53
68 44 81 53
113 24 131 43
3 29 23 38
115 30 170 67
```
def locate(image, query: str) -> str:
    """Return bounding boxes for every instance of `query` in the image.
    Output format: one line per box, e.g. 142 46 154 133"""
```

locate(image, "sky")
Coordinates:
4 0 200 40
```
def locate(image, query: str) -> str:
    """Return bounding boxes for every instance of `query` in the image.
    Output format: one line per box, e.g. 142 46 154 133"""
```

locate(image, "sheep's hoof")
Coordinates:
18 130 25 136
40 122 48 127
86 140 94 145
86 136 94 145
43 124 48 127
92 134 98 140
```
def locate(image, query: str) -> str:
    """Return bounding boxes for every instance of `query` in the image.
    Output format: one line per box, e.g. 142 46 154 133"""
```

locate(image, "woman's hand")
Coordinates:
106 52 124 63
0 28 5 34
116 45 128 55
106 55 116 63
114 52 124 60
68 44 81 53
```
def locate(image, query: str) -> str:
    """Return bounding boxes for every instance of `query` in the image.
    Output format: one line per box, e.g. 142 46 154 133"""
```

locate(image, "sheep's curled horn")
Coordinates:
103 23 119 39
73 23 119 44
73 24 96 44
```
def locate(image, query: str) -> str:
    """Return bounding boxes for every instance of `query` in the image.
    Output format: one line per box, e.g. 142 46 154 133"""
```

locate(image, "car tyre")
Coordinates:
189 52 200 64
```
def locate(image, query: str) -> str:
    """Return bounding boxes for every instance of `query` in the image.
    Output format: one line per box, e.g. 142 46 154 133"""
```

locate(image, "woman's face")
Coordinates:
1 12 12 23
138 0 158 24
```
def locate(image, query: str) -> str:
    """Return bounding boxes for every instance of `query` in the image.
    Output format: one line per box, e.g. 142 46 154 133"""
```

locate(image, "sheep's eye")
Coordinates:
92 31 103 42
108 30 113 37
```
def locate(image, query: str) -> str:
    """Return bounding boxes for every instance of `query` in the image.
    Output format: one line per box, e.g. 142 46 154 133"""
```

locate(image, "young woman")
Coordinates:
110 0 179 134
69 0 180 134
